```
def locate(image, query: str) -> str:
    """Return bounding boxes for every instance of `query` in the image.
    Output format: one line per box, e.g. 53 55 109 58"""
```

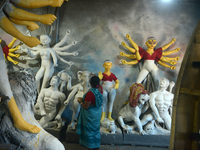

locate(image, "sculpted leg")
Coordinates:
140 113 154 126
35 68 45 93
107 89 116 121
10 0 65 8
4 3 57 25
0 14 40 47
0 49 40 133
163 114 171 130
101 90 108 122
10 18 39 31
136 69 149 83
151 68 159 90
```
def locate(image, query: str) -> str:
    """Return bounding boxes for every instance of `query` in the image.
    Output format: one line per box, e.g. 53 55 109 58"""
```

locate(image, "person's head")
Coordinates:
40 35 51 45
159 78 169 89
103 60 112 70
145 37 157 49
90 76 100 88
50 76 60 87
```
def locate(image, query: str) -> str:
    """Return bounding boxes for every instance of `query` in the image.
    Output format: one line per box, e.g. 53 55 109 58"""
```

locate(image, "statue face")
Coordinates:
50 76 59 86
146 39 157 49
103 62 112 70
40 35 51 45
138 94 149 105
159 78 169 89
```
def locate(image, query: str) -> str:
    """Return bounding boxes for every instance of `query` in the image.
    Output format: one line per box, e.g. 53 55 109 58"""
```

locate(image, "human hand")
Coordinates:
171 38 176 43
139 130 146 135
121 42 127 47
73 51 79 56
126 34 131 39
77 97 83 104
119 52 125 56
98 71 103 80
156 117 164 123
72 40 77 45
169 81 175 88
121 60 127 64
55 115 61 121
54 63 58 67
66 30 71 35
64 100 69 105
170 66 176 70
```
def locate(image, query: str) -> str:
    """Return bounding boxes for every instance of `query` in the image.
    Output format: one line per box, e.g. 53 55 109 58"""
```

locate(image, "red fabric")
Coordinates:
2 46 9 57
138 46 162 62
85 86 103 105
102 73 117 82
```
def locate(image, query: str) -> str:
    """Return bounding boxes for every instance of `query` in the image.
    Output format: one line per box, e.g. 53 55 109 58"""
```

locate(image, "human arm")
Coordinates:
64 85 78 105
34 90 46 116
162 38 176 50
160 56 177 65
49 48 58 67
114 79 119 89
149 93 164 123
158 60 176 70
54 30 71 48
126 34 139 51
169 81 175 93
162 48 180 56
55 50 79 56
54 41 78 51
55 93 66 121
98 71 103 80
77 97 91 109
121 59 138 65
119 52 136 59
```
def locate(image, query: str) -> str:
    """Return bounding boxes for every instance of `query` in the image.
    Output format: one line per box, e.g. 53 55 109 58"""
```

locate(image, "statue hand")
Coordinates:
69 61 74 66
126 34 131 39
121 42 126 47
139 130 146 135
54 63 58 67
64 100 69 105
66 30 71 35
170 66 176 70
121 60 127 64
72 41 77 45
156 117 164 123
98 71 103 80
55 115 61 121
73 51 79 56
119 52 125 56
171 38 176 43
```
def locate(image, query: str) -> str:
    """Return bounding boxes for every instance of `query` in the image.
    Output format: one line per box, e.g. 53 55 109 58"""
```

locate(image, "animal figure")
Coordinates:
118 83 149 135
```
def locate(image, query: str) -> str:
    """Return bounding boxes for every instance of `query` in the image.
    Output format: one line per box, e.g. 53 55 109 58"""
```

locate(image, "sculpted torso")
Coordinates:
42 89 65 111
39 48 52 67
154 91 173 116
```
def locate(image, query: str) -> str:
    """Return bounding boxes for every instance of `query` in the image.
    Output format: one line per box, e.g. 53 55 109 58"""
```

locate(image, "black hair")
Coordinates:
90 76 100 88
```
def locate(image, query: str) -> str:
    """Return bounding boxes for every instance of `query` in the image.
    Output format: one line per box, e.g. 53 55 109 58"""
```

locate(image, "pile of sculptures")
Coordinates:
0 1 181 149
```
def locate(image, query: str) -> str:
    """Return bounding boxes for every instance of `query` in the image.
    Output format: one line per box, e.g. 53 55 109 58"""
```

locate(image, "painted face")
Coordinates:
103 62 112 70
138 94 149 105
146 39 157 49
40 35 51 45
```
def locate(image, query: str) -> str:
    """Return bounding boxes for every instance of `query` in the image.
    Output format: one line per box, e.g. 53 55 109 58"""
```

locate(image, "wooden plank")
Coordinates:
180 88 200 96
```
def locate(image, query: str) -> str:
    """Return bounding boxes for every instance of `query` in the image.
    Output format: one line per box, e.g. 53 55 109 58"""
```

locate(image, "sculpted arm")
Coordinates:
119 52 136 59
162 38 176 50
133 108 144 134
49 49 58 66
35 89 46 115
149 93 163 123
54 30 71 48
158 60 176 70
114 79 119 89
126 34 139 51
64 86 78 105
55 94 66 120
162 48 180 56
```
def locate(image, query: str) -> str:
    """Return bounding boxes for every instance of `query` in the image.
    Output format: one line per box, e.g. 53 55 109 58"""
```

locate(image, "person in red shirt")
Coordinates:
98 60 119 122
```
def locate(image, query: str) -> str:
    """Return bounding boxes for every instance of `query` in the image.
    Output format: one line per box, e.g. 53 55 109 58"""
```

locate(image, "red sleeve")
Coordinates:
155 47 162 62
111 73 117 81
85 91 95 105
138 46 144 58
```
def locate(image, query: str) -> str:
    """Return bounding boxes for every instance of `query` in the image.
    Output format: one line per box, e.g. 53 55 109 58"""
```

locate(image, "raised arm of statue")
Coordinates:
126 34 139 51
162 48 180 56
162 38 176 50
54 30 71 48
119 52 136 59
158 60 176 70
64 85 79 105
54 41 78 52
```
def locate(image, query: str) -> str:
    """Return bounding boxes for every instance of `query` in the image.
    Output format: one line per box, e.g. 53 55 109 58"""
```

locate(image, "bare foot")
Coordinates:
22 36 41 47
108 117 114 121
50 0 65 7
26 22 39 31
14 119 41 133
39 14 57 25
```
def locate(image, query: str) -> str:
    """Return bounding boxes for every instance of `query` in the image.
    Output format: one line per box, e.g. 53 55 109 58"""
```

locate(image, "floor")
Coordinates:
62 143 169 150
